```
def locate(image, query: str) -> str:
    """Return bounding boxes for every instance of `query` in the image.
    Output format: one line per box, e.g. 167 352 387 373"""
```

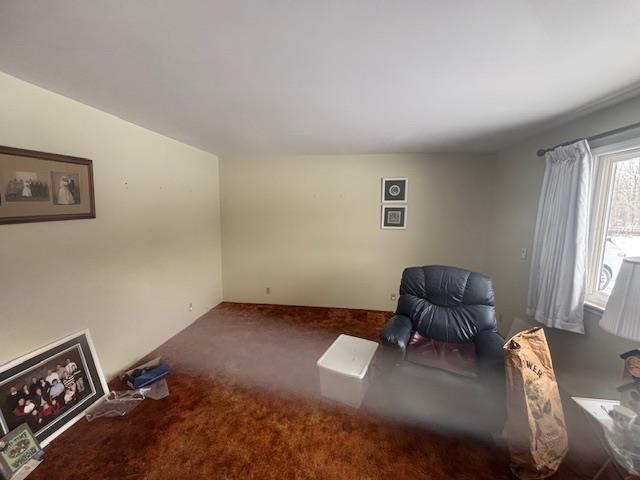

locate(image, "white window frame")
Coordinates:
586 138 640 309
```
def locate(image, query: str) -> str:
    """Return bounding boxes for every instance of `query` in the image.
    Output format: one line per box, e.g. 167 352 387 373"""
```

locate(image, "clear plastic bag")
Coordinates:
604 423 640 475
142 378 169 400
84 390 146 422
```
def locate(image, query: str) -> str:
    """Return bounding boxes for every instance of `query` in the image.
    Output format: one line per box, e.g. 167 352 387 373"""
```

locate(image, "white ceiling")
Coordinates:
1 1 640 155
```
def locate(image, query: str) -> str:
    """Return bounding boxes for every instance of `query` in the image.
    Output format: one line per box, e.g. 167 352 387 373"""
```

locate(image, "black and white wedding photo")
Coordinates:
4 172 50 202
51 172 80 205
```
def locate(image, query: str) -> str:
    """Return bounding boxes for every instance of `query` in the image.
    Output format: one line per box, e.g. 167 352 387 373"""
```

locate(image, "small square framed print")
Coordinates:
381 177 407 203
0 424 43 479
381 205 407 229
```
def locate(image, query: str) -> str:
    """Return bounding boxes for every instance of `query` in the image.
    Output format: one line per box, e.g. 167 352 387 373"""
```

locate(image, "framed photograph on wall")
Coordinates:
0 330 107 447
381 205 407 229
381 177 408 203
0 145 96 225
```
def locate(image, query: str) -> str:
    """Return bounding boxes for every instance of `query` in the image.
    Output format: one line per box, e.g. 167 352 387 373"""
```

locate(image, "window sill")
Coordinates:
584 301 605 316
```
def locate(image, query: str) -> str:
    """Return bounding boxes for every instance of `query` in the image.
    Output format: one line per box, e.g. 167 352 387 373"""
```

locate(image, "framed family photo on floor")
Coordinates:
0 145 96 225
0 330 107 447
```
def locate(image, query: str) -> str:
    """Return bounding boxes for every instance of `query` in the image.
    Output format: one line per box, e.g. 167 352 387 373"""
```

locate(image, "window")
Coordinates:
587 140 640 308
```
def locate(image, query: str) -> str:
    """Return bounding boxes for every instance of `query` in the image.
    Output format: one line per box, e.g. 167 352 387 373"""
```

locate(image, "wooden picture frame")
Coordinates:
0 146 96 225
0 330 108 447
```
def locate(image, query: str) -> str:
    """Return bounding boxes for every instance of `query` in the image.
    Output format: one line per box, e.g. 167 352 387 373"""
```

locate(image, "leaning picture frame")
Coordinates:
0 145 96 225
0 424 43 479
0 330 108 447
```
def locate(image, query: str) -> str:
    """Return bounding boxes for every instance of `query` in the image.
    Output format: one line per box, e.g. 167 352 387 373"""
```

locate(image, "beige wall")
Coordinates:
487 96 640 397
0 73 223 379
220 153 497 313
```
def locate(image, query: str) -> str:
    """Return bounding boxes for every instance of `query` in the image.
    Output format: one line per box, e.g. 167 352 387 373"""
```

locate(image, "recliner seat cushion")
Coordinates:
405 332 478 378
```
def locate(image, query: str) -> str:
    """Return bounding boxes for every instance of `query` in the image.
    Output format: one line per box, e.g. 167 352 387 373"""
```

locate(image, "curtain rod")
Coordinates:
536 120 640 157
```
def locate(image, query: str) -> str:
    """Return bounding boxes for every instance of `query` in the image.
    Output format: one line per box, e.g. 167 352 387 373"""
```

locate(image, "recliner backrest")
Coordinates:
396 265 497 343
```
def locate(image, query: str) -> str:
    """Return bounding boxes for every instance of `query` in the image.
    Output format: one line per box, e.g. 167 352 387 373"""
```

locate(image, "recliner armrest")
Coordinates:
474 329 506 392
474 330 505 371
474 329 506 428
379 314 413 353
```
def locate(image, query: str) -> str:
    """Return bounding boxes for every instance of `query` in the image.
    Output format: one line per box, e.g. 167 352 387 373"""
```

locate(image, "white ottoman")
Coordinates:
316 334 379 408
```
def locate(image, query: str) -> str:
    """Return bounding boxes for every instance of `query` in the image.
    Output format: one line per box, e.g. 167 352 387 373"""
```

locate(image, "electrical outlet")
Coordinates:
520 248 527 260
266 287 271 295
390 293 397 301
189 302 193 312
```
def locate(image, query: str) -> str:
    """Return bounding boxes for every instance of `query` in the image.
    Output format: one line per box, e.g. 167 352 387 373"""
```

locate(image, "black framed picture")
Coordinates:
0 330 107 447
381 177 408 203
381 205 407 229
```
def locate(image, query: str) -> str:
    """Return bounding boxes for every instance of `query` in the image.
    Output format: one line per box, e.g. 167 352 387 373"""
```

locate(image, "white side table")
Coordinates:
573 397 640 479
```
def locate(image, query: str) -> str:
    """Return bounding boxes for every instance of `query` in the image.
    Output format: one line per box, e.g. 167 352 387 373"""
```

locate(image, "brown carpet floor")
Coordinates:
30 303 615 479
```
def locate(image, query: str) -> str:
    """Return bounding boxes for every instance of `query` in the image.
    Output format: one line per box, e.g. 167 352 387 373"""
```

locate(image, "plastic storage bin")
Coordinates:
316 334 378 408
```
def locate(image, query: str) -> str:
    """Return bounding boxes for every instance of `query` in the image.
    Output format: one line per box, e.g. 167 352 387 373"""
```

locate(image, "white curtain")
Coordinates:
527 140 594 334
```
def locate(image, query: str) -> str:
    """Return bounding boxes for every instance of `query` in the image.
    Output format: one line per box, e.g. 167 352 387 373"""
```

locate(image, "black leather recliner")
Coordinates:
377 265 506 436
